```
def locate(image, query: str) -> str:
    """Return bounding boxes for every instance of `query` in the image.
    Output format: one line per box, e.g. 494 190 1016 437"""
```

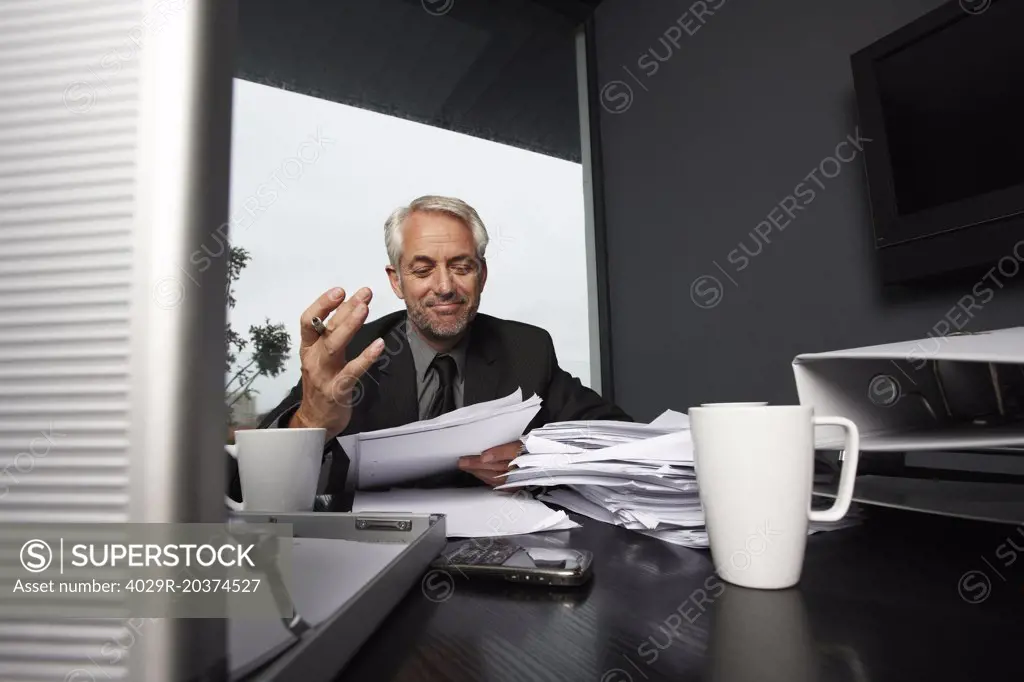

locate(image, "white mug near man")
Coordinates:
224 428 325 512
689 403 861 590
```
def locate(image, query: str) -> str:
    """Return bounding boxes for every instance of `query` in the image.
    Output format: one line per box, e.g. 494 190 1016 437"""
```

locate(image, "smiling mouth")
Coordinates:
430 302 463 312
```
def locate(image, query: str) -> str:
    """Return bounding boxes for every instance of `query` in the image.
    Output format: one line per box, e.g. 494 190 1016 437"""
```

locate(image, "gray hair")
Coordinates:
384 195 489 268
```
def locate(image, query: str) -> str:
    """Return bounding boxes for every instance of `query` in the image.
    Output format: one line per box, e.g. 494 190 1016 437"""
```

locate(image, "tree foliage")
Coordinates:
225 246 291 411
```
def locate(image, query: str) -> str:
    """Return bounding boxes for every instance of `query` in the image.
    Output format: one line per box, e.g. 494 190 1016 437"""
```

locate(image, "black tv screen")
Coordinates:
852 0 1024 283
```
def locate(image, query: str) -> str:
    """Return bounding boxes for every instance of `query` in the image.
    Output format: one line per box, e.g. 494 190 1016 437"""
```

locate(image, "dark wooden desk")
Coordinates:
336 508 1024 682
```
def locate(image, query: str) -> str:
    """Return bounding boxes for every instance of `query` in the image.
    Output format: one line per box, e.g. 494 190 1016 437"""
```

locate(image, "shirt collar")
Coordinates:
405 318 469 382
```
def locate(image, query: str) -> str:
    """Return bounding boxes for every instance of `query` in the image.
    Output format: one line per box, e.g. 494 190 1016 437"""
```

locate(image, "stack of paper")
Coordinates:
498 410 861 548
496 411 702 539
339 389 542 488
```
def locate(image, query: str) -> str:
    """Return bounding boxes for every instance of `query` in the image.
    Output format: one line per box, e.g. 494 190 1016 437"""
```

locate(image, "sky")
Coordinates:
225 79 593 413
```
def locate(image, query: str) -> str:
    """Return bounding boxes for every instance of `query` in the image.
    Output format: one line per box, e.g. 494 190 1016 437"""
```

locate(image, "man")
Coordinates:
254 195 631 505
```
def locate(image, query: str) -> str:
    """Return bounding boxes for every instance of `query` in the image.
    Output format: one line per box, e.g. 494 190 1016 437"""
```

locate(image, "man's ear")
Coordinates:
386 265 405 300
478 258 488 292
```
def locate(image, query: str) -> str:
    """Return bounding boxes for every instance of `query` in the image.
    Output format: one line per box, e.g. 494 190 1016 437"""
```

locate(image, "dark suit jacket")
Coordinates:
243 310 631 507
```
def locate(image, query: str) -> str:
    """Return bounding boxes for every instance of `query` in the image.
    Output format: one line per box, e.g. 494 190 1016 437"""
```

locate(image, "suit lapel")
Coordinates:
369 314 502 417
370 319 419 428
464 320 501 406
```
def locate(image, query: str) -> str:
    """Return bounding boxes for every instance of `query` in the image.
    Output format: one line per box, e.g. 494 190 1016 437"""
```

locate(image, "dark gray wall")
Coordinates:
593 0 1024 420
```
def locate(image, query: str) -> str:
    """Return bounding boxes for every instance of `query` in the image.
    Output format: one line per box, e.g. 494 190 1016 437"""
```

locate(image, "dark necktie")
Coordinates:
425 354 457 419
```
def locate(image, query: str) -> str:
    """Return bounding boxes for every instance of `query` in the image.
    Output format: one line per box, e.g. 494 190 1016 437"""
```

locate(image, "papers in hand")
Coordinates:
339 389 542 488
353 487 579 538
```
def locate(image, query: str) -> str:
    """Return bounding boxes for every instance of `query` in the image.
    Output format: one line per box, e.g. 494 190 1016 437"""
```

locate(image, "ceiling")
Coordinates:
237 0 606 163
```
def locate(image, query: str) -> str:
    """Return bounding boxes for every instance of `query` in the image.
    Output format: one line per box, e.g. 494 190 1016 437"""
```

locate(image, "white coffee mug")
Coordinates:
224 428 326 512
689 405 859 589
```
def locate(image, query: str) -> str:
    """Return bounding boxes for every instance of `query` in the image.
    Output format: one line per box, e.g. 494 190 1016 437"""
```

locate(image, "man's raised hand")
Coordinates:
289 287 385 438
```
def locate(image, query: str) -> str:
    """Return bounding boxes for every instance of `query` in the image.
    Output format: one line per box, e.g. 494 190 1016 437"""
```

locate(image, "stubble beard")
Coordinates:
407 297 478 341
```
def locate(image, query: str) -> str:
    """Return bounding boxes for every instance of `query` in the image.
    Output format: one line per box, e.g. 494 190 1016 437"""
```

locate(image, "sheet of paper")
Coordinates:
648 409 691 429
499 461 696 481
497 473 699 493
337 390 534 455
521 434 584 455
357 410 540 487
508 461 695 476
538 489 619 525
531 418 684 433
511 430 694 469
539 487 706 528
352 487 579 537
341 391 543 488
360 390 539 440
641 528 710 548
576 491 699 511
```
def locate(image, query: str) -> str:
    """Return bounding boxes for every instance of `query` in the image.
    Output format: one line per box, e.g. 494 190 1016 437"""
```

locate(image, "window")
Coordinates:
227 79 593 418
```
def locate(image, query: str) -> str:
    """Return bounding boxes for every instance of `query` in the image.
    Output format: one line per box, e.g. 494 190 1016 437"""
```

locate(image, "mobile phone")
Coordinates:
429 538 593 587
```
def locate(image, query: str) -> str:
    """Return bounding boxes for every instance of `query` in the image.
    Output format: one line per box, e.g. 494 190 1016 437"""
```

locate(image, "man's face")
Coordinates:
387 211 487 341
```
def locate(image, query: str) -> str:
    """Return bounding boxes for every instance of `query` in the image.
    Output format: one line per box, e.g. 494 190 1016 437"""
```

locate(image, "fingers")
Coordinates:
457 458 505 486
460 442 521 475
300 288 347 346
458 455 481 470
458 455 510 473
480 441 522 463
321 287 374 358
461 447 517 487
330 337 386 396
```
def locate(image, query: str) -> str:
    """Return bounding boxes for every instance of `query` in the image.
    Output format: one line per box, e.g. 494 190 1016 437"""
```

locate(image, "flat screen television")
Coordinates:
851 0 1024 284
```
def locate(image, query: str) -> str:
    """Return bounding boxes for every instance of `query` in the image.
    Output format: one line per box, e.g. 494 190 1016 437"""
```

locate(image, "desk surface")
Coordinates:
336 508 1024 682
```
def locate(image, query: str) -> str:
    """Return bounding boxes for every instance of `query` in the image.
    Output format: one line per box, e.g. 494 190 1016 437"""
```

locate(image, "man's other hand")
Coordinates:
458 441 522 486
290 286 386 439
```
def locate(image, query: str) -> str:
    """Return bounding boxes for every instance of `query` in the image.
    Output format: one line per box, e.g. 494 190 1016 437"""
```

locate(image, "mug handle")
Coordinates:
224 444 243 512
808 416 859 523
